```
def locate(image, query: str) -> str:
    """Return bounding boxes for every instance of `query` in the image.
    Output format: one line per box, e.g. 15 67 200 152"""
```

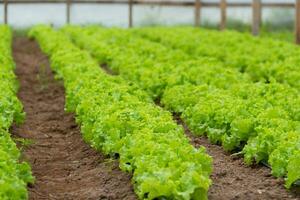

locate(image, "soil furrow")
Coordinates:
11 37 137 200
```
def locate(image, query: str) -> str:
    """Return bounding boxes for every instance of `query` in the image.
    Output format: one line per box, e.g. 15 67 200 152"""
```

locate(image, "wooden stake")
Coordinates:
66 0 71 24
296 0 300 44
129 0 133 28
220 0 226 30
252 0 261 36
4 0 8 24
194 0 201 27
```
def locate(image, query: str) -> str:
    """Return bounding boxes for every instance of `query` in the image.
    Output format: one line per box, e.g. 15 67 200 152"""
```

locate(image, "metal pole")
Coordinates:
194 0 201 27
252 0 262 36
129 0 133 27
220 0 227 30
295 0 300 44
4 0 8 24
66 0 71 24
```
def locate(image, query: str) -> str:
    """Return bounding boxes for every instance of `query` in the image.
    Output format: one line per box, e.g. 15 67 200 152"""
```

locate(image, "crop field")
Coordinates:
1 24 300 199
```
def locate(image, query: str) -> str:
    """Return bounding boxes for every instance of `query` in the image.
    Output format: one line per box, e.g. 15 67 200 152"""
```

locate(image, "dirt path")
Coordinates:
11 37 137 200
174 116 300 200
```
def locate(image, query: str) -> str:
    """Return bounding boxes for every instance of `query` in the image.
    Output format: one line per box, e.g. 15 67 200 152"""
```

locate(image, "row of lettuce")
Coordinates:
61 26 300 188
0 25 33 199
29 25 213 200
136 27 300 91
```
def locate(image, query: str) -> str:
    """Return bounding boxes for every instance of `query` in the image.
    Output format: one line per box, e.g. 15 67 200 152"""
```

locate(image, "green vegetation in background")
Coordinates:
260 30 294 43
136 8 295 43
13 28 30 37
199 18 294 43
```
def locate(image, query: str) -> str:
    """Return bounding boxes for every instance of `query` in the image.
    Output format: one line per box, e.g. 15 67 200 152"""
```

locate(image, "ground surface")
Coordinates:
11 37 137 200
10 37 300 200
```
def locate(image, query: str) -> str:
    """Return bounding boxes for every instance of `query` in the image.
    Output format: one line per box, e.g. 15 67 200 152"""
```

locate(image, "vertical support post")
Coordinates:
4 0 8 24
252 0 262 36
194 0 201 27
296 0 300 44
66 0 71 24
220 0 226 30
129 0 133 28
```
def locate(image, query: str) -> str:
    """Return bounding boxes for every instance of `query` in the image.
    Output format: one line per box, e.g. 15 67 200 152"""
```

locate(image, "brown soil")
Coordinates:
174 115 300 200
11 37 137 200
